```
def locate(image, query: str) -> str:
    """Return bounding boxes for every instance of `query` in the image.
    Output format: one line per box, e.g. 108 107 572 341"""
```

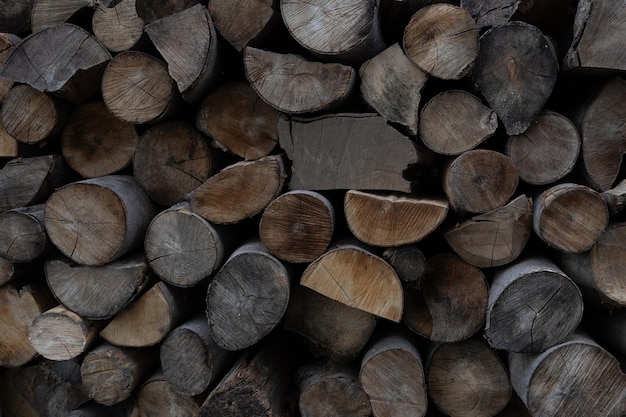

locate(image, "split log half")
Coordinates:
92 0 145 52
301 242 403 322
279 113 435 192
533 182 608 254
133 121 216 207
381 245 427 289
460 0 521 27
134 0 200 24
444 195 532 268
473 21 559 135
0 204 49 263
44 175 157 266
243 46 356 114
136 373 201 417
485 256 584 352
344 190 448 247
188 154 286 224
195 82 279 160
206 240 291 351
30 0 95 33
61 100 139 178
259 190 334 263
45 254 153 320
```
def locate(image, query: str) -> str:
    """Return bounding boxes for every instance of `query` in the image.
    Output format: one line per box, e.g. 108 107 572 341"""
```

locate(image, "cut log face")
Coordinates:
473 21 559 135
444 195 532 268
188 154 287 224
505 110 580 185
30 0 95 33
133 121 215 207
403 4 479 80
134 0 200 24
509 332 626 417
244 47 356 114
136 376 200 417
485 256 584 352
460 0 521 27
259 190 334 263
533 183 608 254
0 204 49 263
280 0 385 65
301 242 403 322
426 338 511 417
206 241 291 351
345 190 448 247
196 82 279 160
92 0 144 52
279 113 435 192
44 175 157 266
443 149 519 214
61 101 139 178
382 245 427 289
404 254 488 342
419 90 498 155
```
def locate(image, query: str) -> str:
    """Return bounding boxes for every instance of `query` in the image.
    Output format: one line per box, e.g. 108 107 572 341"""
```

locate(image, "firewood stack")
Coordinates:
0 0 625 416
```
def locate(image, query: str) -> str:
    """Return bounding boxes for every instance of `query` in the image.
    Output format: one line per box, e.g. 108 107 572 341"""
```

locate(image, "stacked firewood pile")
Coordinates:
0 0 625 416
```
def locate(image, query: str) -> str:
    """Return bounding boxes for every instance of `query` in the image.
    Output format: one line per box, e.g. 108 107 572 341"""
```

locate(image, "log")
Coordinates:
508 331 626 417
145 4 221 103
136 372 202 417
280 0 385 65
460 0 521 27
278 113 435 192
359 331 428 417
29 304 102 361
403 254 488 342
0 204 49 263
301 242 403 322
92 0 145 52
0 154 66 214
504 110 580 185
0 24 111 104
80 343 159 406
145 202 235 287
1 84 68 145
199 335 298 417
296 361 371 417
45 254 153 320
344 190 448 247
443 149 519 214
100 281 202 347
61 100 138 179
0 116 18 159
560 222 626 307
259 190 335 263
426 338 511 417
134 0 199 24
0 33 20 103
188 154 287 225
419 90 498 155
133 121 216 206
195 82 279 160
160 314 236 396
443 195 533 268
602 179 626 215
381 245 427 289
473 21 559 135
564 0 626 71
359 43 428 135
30 0 95 33
206 240 291 351
44 175 157 266
403 4 479 80
485 256 584 352
283 285 376 362
0 283 55 367
533 182 608 254
101 51 177 124
243 47 356 114
0 0 33 34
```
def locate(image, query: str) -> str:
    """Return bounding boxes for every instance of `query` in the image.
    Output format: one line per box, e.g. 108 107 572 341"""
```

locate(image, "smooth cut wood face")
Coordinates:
0 206 47 262
1 84 60 144
208 0 276 51
137 380 200 417
590 223 626 306
92 0 145 53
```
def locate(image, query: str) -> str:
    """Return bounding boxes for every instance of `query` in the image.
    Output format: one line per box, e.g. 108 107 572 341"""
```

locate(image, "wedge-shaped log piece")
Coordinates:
279 113 434 192
189 154 286 224
244 47 356 114
444 195 532 268
100 281 202 347
45 254 153 320
509 332 626 417
0 204 49 263
31 0 95 33
403 4 479 80
359 43 427 135
301 242 403 322
486 257 583 352
345 190 447 247
0 24 111 104
92 0 145 52
474 21 558 135
533 183 608 254
460 0 521 27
